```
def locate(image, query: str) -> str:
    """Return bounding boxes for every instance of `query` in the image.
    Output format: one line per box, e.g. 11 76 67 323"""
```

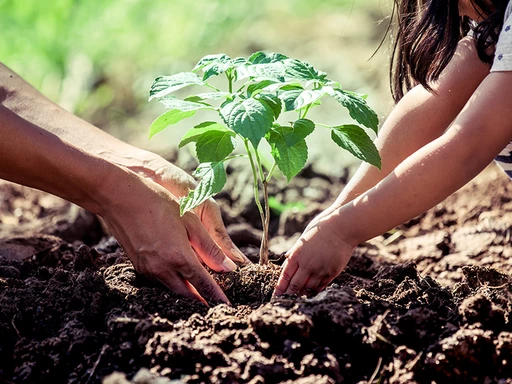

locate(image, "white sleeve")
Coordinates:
491 2 512 72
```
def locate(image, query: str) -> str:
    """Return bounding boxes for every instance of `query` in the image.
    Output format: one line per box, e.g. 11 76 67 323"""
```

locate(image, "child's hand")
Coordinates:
274 213 356 296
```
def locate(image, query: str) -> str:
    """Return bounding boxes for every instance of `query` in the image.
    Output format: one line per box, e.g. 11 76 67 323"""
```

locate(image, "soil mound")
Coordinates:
1 165 511 383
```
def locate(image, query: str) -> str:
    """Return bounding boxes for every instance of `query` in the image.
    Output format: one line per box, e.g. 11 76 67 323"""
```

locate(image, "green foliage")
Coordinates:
179 161 227 215
148 52 381 216
268 197 306 215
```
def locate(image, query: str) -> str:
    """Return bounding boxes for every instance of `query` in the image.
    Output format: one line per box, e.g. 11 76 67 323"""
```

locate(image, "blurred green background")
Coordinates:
1 0 393 173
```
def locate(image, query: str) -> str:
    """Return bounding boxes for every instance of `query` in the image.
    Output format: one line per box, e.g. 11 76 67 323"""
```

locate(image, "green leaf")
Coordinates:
293 89 325 110
179 162 227 215
268 196 306 215
330 125 381 169
256 93 282 120
149 110 196 139
185 92 231 102
231 57 248 66
179 122 231 147
279 88 324 111
283 59 328 82
247 80 279 97
158 96 213 111
248 52 289 64
327 88 379 134
267 128 308 182
246 63 286 81
192 54 233 81
284 119 315 147
279 88 303 112
231 57 249 82
265 81 303 93
149 72 204 101
195 130 236 163
193 54 231 72
220 98 274 148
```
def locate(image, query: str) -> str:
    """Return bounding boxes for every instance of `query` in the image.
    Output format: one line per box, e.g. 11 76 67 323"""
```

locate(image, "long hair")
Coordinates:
390 0 508 103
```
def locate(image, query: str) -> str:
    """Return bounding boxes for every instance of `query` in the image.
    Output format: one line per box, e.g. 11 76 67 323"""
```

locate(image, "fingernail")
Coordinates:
231 247 248 263
222 258 237 272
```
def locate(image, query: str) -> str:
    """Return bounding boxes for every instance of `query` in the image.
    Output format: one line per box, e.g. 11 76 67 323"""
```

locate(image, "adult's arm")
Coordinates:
0 62 248 265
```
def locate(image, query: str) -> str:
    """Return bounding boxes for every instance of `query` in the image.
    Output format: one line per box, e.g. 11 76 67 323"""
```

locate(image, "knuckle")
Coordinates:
204 241 224 262
175 258 195 278
281 271 293 282
195 278 217 299
214 227 231 243
288 283 301 293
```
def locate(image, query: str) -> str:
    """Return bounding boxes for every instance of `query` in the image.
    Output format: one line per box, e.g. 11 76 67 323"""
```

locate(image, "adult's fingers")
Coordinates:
274 258 299 296
154 270 208 305
181 261 231 305
184 213 237 273
198 201 250 265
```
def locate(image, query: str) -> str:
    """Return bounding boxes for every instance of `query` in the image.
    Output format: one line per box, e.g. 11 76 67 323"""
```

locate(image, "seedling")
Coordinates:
148 52 380 265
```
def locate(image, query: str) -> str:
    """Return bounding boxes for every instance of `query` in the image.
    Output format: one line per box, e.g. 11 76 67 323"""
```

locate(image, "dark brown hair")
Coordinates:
390 0 508 102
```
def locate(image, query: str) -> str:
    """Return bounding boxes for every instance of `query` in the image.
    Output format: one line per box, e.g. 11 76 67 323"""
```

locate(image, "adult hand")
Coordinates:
135 154 250 265
100 168 239 305
274 212 355 297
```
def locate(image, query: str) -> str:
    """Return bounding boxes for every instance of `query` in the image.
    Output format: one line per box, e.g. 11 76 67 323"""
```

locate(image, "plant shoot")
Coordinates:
148 52 381 265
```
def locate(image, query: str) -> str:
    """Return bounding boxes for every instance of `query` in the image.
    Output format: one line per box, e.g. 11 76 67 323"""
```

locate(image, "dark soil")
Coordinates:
1 163 512 383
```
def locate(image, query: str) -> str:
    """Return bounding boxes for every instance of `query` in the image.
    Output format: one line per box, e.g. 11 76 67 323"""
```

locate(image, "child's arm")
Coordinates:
276 72 512 296
304 37 490 233
275 40 509 297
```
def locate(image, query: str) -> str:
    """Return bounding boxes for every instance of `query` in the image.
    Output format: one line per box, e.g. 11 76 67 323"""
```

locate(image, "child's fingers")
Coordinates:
317 276 334 293
301 276 323 296
274 258 298 296
284 268 310 296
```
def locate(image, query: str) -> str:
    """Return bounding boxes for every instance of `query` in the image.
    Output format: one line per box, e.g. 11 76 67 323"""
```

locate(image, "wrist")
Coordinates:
96 147 196 199
326 209 364 249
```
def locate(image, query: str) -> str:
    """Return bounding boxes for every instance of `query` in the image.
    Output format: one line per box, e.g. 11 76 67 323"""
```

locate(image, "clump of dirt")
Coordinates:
1 165 512 383
214 262 282 305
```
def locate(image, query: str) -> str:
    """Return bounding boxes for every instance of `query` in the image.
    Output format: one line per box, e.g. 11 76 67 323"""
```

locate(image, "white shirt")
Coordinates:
491 1 512 177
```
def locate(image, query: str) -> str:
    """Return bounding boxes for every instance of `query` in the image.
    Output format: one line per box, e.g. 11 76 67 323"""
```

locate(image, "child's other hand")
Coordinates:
274 213 355 296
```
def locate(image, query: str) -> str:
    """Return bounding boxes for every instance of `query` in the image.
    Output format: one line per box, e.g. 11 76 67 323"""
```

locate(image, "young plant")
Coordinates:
148 52 381 265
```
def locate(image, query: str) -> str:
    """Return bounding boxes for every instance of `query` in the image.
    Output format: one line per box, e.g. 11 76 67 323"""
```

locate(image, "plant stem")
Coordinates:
301 103 312 119
228 74 233 94
254 148 266 184
254 149 270 265
261 179 270 265
265 161 278 183
224 154 247 162
205 83 221 92
243 139 268 265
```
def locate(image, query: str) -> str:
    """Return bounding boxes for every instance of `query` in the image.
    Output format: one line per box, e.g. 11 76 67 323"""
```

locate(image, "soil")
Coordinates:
1 163 512 384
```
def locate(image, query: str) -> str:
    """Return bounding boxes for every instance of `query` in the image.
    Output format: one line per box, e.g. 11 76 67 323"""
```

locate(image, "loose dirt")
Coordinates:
1 164 512 383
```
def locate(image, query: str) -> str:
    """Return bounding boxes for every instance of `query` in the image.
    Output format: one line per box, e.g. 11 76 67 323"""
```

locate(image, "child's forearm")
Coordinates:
333 37 490 208
333 85 462 207
332 72 512 247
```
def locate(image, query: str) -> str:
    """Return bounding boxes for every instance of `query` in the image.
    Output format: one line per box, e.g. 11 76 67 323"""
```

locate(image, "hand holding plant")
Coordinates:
149 51 380 265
